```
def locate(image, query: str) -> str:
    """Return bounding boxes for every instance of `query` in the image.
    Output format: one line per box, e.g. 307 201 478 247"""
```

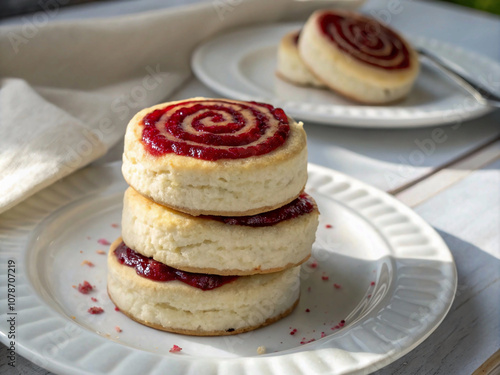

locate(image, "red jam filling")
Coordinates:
293 31 300 45
141 99 289 160
201 193 315 227
318 12 410 70
114 242 238 290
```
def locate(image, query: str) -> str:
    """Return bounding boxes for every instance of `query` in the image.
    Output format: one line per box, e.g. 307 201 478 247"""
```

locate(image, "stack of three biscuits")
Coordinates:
107 98 319 336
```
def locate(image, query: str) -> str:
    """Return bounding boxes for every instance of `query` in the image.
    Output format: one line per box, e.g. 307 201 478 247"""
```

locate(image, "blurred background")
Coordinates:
0 0 499 19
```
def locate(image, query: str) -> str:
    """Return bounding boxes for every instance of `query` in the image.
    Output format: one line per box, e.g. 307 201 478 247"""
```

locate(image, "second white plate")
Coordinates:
192 23 497 127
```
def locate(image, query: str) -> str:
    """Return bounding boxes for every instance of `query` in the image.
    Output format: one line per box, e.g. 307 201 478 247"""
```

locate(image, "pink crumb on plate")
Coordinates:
333 283 342 289
169 345 182 353
98 238 110 245
77 281 93 294
300 338 315 345
88 306 104 314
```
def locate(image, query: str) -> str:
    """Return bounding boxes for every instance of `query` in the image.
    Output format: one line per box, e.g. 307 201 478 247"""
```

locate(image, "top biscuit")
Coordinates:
122 98 308 216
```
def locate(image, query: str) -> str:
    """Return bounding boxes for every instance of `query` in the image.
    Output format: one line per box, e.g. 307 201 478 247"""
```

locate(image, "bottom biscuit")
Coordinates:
107 238 301 336
109 290 299 336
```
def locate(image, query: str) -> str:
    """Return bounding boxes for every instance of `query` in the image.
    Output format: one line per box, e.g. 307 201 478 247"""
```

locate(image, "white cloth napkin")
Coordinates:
0 0 361 214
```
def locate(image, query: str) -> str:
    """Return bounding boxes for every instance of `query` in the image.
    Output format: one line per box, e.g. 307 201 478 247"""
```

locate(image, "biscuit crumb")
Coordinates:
257 346 266 355
81 260 94 267
96 250 106 255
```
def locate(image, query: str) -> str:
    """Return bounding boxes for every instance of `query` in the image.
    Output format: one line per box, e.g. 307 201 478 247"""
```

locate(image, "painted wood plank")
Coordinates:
374 159 500 375
395 139 500 207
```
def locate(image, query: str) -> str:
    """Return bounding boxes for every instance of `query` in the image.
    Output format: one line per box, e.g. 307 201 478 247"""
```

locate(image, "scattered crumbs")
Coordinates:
307 286 312 292
289 328 297 336
321 274 329 281
111 223 120 228
81 260 94 267
169 345 182 353
367 294 372 298
308 261 318 269
71 316 76 320
96 250 106 255
86 236 91 240
370 281 376 286
91 297 98 302
98 238 110 246
88 306 104 314
305 308 310 313
257 346 266 355
300 338 315 345
321 332 326 338
77 281 93 294
325 224 333 229
333 283 342 289
114 306 120 312
80 251 83 254
115 326 122 333
72 285 76 289
331 319 346 331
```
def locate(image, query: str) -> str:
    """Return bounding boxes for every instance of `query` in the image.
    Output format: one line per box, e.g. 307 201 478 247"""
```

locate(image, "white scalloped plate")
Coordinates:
0 162 456 375
192 22 497 127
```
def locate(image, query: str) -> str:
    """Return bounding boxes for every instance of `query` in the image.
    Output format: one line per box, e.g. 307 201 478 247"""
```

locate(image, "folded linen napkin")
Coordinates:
0 0 361 214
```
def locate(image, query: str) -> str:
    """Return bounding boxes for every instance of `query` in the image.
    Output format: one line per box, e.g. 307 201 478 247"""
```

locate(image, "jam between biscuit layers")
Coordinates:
114 242 238 290
201 193 315 227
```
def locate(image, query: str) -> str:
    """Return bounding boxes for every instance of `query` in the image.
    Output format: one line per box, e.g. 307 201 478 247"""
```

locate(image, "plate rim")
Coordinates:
0 161 457 375
191 22 495 128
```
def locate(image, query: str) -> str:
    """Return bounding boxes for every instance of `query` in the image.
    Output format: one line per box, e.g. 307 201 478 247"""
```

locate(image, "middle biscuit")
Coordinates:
122 187 319 276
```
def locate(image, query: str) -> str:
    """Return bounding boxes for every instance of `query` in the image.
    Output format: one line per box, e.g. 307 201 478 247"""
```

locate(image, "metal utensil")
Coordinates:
416 47 500 108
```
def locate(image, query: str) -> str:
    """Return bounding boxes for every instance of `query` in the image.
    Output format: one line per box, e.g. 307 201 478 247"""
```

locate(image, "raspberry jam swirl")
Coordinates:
114 242 238 290
141 99 290 160
318 12 411 70
202 193 316 227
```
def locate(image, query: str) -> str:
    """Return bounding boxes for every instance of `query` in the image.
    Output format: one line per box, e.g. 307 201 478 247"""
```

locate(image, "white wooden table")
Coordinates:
1 0 499 374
